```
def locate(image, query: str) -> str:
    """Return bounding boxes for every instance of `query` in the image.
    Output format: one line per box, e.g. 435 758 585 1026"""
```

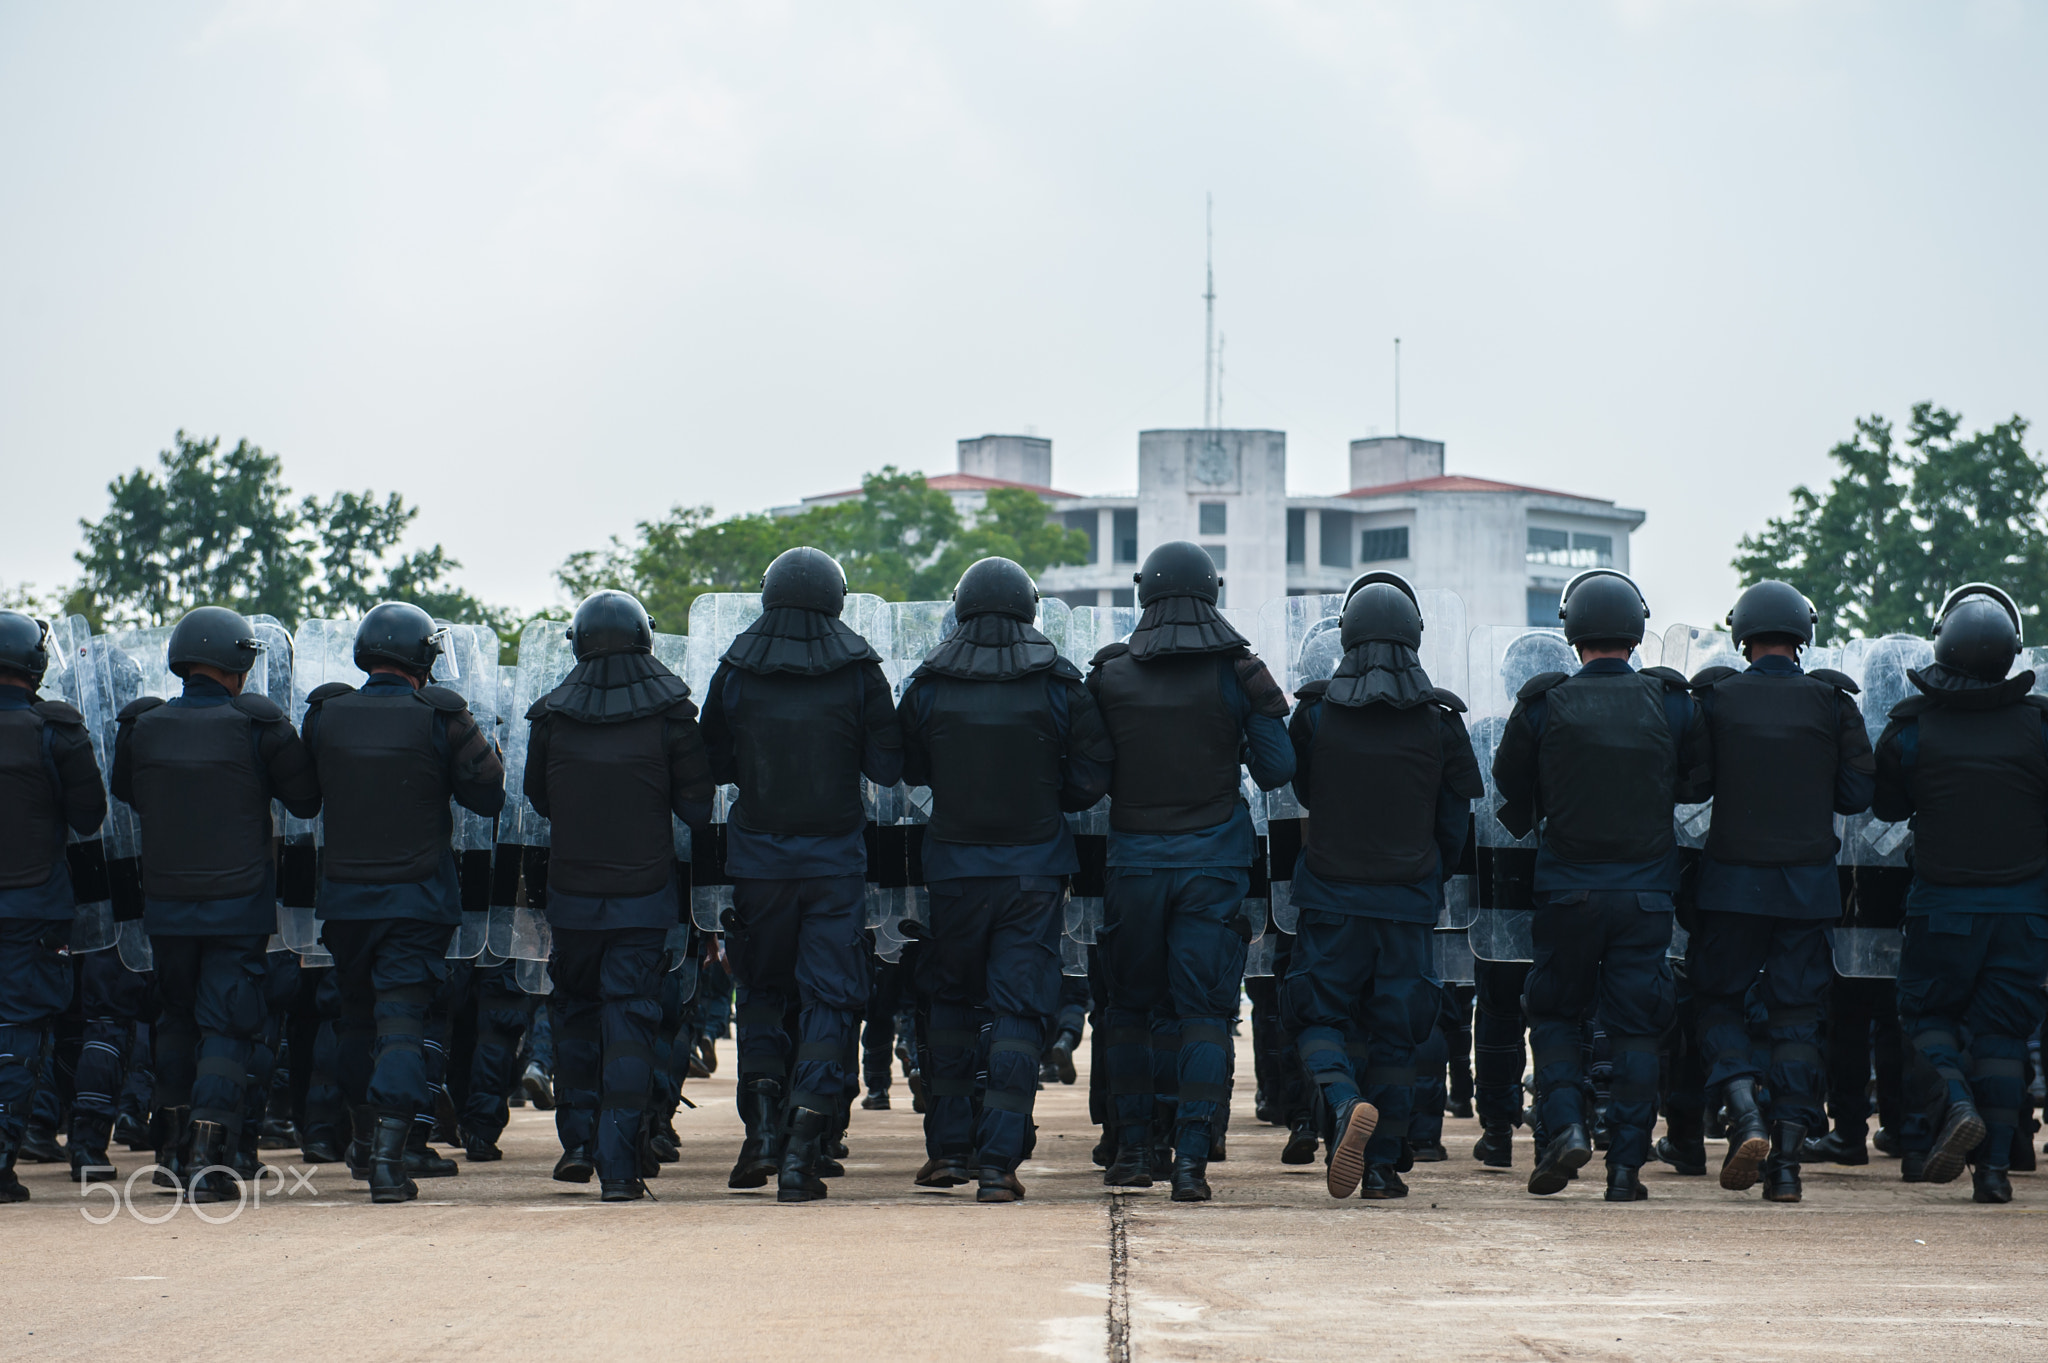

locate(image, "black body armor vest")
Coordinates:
1304 700 1448 883
1701 671 1843 866
1535 671 1677 864
541 712 677 897
310 688 452 884
124 701 273 900
730 667 867 839
921 674 1063 847
1091 651 1242 835
1907 698 2048 885
0 706 63 890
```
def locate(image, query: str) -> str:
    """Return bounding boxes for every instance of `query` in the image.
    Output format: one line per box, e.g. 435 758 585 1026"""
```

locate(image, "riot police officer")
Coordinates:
1281 575 1482 1200
697 548 902 1203
1087 542 1294 1202
525 590 713 1201
1491 571 1710 1202
1687 581 1873 1202
897 557 1114 1202
301 602 506 1203
0 611 107 1202
1872 584 2048 1204
110 605 321 1201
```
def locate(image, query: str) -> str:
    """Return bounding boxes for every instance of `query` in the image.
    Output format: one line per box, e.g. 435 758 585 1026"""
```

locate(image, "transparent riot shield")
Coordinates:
1432 930 1475 985
515 956 554 995
1036 596 1074 663
91 626 176 946
1243 931 1275 978
116 917 155 972
1467 626 1578 852
1837 634 1935 868
277 902 323 953
41 616 117 952
1062 605 1139 670
1469 908 1533 963
1439 874 1478 930
1060 932 1089 977
1661 623 1739 682
1831 925 1902 978
490 618 577 959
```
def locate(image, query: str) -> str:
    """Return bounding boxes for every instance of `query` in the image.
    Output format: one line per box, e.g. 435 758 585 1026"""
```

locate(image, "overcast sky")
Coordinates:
4 1 2044 633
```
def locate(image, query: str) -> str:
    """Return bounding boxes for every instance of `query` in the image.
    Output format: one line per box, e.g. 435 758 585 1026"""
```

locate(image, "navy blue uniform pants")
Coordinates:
458 961 536 1137
1473 957 1531 1130
548 926 668 1183
0 918 73 1151
917 877 1063 1172
1524 892 1676 1170
1895 910 2048 1169
1100 866 1250 1155
322 918 456 1122
1689 909 1831 1133
727 877 868 1116
69 948 153 1148
150 933 269 1133
1282 911 1436 1166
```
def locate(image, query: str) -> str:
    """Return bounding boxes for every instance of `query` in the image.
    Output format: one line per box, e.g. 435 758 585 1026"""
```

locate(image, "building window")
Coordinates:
1319 510 1352 568
1198 502 1227 536
1110 587 1134 608
1286 508 1305 565
1204 545 1227 571
1112 509 1138 563
1527 526 1614 568
1062 511 1099 563
1359 527 1409 563
1527 587 1562 627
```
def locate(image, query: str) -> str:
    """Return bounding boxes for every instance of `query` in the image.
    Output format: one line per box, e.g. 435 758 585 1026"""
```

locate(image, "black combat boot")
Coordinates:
1762 1122 1805 1203
1924 1098 1986 1185
1169 1147 1212 1203
1326 1099 1378 1199
19 1123 63 1163
1604 1164 1648 1202
522 1062 555 1110
1409 1137 1448 1163
460 1125 503 1162
1801 1120 1869 1166
1900 1149 1929 1182
1280 1114 1318 1166
914 1151 974 1187
184 1120 240 1204
1972 1164 2013 1204
1655 1106 1707 1176
115 1109 151 1152
1049 1027 1080 1085
68 1116 116 1184
1359 1163 1408 1199
1149 1101 1176 1182
976 1165 1025 1203
600 1177 647 1202
0 1141 28 1204
860 1086 890 1111
1528 1123 1592 1196
346 1106 373 1180
727 1078 783 1189
153 1105 190 1189
777 1106 831 1203
1718 1078 1770 1192
649 1114 681 1164
404 1118 458 1178
299 1121 345 1165
1473 1124 1515 1168
369 1115 418 1204
231 1118 268 1183
1103 1124 1154 1188
552 1142 595 1183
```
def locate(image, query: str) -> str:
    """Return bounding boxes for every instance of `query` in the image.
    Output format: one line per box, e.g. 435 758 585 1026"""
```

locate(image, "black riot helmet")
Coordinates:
567 589 654 661
1932 583 2023 682
952 556 1040 623
354 601 444 677
1340 571 1423 650
0 610 50 683
168 605 264 678
1558 569 1649 647
1726 579 1816 649
760 546 848 616
1134 541 1219 606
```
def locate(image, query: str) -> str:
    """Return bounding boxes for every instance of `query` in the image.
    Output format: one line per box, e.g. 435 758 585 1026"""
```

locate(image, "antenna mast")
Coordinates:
1203 194 1216 431
1217 332 1226 430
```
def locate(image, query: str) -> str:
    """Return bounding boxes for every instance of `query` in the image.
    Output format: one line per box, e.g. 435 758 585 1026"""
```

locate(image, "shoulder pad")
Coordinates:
1088 642 1130 669
31 700 84 726
1640 666 1690 690
1233 655 1290 719
1428 687 1468 714
1689 665 1738 690
230 692 285 722
416 684 469 713
1808 668 1861 695
117 697 166 723
525 695 552 722
1515 671 1569 701
1049 657 1083 683
305 682 356 709
1295 680 1330 703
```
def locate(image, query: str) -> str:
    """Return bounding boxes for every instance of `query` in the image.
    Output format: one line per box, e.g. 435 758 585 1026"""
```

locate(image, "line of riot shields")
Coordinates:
45 597 2029 998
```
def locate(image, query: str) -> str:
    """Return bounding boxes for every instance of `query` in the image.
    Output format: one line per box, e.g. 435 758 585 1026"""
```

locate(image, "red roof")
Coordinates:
806 471 1081 502
1342 474 1609 502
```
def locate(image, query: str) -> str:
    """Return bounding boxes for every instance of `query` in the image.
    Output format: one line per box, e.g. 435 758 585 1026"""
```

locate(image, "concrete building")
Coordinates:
789 431 1646 631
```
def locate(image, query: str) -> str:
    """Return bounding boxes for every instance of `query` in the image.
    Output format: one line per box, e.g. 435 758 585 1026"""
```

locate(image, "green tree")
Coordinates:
1734 404 2048 641
927 486 1093 593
